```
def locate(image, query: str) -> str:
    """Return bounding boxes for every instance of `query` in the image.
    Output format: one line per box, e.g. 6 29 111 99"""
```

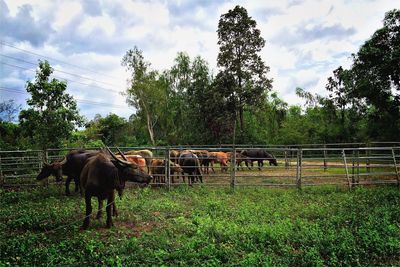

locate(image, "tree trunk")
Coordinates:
142 101 156 146
146 112 155 146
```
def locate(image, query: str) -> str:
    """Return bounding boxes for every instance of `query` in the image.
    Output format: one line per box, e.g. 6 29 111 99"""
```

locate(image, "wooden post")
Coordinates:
44 150 49 187
391 148 400 188
323 145 327 172
284 148 289 170
342 150 351 189
366 147 371 173
166 148 171 190
356 150 360 185
230 147 236 191
296 149 302 190
352 150 355 186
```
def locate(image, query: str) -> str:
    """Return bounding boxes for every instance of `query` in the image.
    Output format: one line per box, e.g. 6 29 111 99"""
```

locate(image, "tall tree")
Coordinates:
336 9 400 140
217 5 273 141
122 47 168 145
18 60 83 149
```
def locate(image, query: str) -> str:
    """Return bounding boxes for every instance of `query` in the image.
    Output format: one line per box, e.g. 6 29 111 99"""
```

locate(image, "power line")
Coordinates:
0 87 134 110
1 62 125 95
0 40 122 81
0 54 122 88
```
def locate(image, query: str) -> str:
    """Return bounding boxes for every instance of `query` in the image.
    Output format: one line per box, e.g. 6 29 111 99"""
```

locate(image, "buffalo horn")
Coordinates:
105 146 132 166
59 156 67 165
116 147 128 161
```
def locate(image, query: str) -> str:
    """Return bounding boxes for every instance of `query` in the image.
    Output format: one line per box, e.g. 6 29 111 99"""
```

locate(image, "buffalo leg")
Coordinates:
113 203 118 217
106 194 114 228
65 176 73 196
74 177 80 193
82 194 92 229
258 160 263 171
96 198 103 219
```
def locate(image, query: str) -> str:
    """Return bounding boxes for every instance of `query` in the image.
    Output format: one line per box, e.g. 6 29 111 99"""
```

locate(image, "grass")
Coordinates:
1 185 400 266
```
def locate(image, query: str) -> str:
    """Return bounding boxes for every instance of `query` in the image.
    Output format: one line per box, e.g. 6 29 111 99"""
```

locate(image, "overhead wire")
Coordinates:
0 41 121 81
0 86 134 110
0 53 122 88
1 61 126 95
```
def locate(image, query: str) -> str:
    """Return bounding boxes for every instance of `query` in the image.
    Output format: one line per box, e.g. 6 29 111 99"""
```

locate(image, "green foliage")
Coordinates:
18 60 84 149
217 5 273 140
1 186 399 266
122 47 168 145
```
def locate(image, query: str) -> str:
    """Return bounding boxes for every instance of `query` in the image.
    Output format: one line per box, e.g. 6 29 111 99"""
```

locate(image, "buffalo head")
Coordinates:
36 160 64 182
106 147 152 184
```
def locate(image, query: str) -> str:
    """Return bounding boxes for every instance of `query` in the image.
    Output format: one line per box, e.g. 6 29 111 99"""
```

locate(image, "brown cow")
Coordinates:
226 152 251 171
209 151 229 172
120 149 153 173
150 159 183 184
117 154 146 173
169 150 181 164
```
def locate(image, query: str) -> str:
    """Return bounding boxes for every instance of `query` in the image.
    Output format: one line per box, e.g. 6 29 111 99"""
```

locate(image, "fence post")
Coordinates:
284 148 289 170
323 144 327 171
166 148 171 190
296 148 302 190
342 149 351 189
356 150 360 185
230 147 236 191
352 150 355 186
366 146 371 173
44 149 49 187
391 148 400 188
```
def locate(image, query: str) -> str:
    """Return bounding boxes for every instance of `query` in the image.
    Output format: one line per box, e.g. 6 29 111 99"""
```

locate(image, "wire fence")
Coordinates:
1 144 399 189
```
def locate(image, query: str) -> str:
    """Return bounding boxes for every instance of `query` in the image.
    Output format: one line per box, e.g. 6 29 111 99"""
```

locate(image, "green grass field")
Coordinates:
1 185 400 266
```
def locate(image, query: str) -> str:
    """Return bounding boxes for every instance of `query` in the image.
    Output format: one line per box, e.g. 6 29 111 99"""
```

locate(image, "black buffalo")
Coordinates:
37 149 101 195
240 149 278 170
80 148 152 229
179 151 203 185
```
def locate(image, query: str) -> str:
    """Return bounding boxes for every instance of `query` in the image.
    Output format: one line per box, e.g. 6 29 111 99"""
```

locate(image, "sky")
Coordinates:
0 0 398 121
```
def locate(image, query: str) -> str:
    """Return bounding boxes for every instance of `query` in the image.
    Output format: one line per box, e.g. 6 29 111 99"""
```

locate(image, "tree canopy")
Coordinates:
18 60 83 149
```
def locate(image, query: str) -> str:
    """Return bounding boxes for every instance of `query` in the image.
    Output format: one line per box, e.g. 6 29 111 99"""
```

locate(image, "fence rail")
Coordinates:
0 145 399 189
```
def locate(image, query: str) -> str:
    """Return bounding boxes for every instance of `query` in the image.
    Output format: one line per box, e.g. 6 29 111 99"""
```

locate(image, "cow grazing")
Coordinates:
121 149 153 173
179 151 203 185
209 151 229 172
36 149 101 195
240 149 278 170
150 159 183 184
226 152 251 171
80 148 152 229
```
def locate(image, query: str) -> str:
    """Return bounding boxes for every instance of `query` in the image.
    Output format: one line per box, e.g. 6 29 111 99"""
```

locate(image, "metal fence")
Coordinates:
1 145 399 189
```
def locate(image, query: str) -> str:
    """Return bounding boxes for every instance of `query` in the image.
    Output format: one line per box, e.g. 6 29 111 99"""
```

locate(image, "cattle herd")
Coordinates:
36 147 277 229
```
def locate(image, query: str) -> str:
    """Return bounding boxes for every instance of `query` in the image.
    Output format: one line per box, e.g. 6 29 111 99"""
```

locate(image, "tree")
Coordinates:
85 113 132 146
122 47 168 145
217 5 273 141
350 9 400 140
19 60 83 149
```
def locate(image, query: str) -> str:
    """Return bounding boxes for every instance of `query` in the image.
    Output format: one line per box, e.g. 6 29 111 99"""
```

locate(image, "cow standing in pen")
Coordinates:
80 148 152 229
240 149 278 170
179 151 203 185
36 149 101 195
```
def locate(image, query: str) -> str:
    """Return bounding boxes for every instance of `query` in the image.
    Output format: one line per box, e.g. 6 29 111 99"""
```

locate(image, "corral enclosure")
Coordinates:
1 142 399 189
